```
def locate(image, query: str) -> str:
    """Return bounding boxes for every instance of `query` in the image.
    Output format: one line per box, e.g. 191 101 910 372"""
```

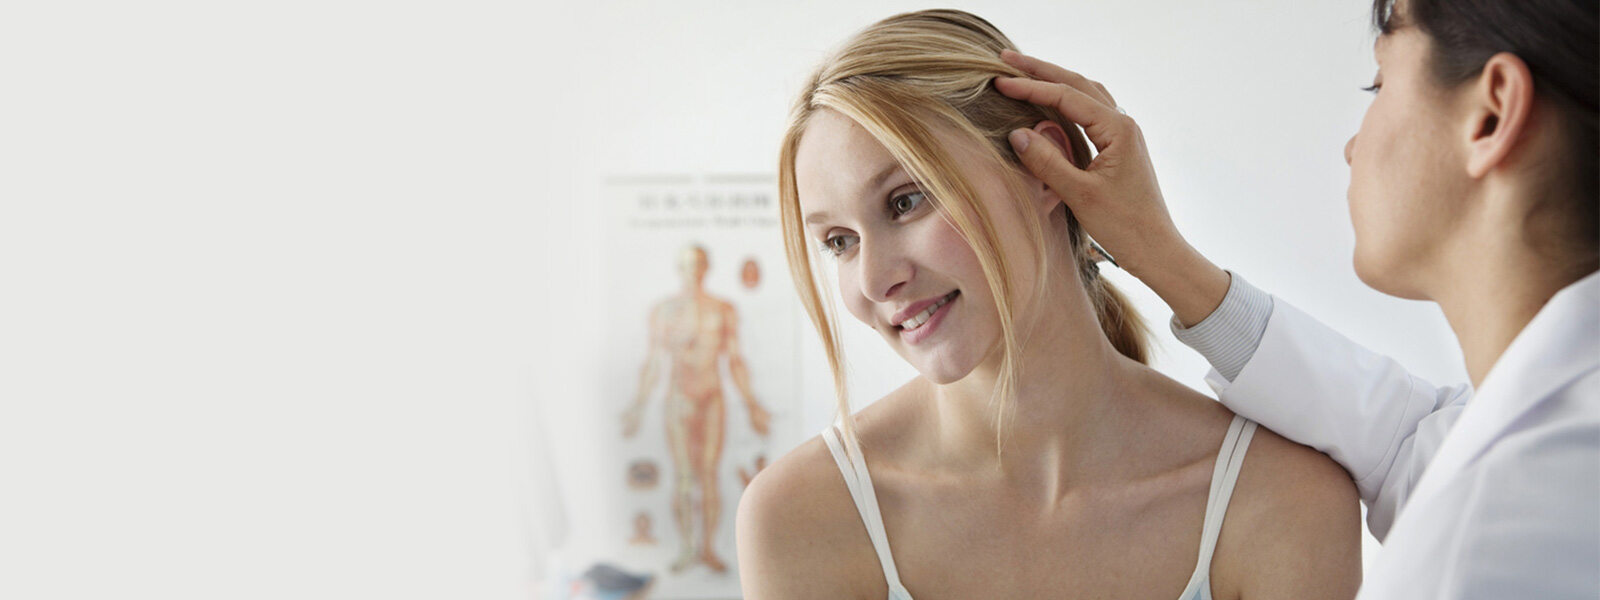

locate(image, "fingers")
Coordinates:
1007 128 1087 202
993 76 1125 154
1000 49 1117 108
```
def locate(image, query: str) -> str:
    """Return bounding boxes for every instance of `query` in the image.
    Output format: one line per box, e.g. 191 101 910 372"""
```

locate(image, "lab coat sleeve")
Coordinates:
1203 299 1473 540
1170 272 1275 382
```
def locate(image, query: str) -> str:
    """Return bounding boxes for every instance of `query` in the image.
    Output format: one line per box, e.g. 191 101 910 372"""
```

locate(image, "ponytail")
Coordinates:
1086 270 1149 364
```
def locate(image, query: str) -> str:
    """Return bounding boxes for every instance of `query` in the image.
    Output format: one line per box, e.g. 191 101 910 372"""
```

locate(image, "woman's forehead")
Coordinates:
794 110 901 213
792 107 995 218
797 111 894 179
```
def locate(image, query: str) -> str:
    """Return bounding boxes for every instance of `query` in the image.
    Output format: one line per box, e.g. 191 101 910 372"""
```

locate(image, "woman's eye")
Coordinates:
820 234 859 257
891 191 926 217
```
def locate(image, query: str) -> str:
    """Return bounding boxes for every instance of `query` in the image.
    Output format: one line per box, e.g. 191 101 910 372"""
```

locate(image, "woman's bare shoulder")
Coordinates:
1124 366 1361 597
1209 424 1364 600
735 434 886 599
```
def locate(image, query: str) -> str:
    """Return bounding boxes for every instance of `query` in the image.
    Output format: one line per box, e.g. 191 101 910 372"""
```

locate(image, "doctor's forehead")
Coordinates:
794 109 902 219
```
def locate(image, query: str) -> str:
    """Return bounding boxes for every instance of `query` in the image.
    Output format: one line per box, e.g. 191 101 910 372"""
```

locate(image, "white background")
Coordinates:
2 1 1465 598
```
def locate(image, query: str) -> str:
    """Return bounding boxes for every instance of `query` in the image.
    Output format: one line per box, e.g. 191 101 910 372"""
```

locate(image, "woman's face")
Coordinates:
793 109 1037 384
1344 26 1470 299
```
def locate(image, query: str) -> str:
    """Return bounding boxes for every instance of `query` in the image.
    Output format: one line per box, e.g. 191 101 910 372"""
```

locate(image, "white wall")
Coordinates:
541 0 1465 584
3 2 552 598
549 0 1466 398
3 1 1462 598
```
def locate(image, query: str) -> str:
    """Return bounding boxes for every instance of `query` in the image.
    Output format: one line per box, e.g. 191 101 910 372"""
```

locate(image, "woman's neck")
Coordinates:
929 260 1143 499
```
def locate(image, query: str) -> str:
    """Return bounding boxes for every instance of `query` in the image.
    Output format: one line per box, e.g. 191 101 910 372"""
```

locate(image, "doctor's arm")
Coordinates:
994 51 1471 538
1173 272 1471 539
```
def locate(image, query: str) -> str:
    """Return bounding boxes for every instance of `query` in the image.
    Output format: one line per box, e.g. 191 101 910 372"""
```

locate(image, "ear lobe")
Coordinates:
1466 53 1535 179
1032 120 1076 165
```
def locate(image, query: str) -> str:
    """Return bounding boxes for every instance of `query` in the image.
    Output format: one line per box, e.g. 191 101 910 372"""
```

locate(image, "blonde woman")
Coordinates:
736 10 1361 600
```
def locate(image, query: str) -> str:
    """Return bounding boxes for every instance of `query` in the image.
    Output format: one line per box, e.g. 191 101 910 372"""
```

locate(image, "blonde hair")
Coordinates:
778 9 1149 452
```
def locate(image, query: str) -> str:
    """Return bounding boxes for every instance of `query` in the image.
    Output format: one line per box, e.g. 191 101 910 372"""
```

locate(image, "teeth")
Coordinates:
899 292 956 331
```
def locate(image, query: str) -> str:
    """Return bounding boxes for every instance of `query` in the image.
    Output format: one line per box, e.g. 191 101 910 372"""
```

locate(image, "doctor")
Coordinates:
994 0 1597 598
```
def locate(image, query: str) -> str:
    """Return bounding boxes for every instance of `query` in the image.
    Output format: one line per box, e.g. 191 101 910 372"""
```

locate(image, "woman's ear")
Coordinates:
1027 120 1076 214
1033 120 1075 165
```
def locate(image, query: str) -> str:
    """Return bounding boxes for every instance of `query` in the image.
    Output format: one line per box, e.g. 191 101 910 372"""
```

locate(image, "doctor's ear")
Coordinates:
1464 53 1536 179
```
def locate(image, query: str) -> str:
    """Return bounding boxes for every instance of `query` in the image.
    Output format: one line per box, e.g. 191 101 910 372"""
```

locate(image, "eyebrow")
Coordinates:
802 161 905 226
803 211 833 226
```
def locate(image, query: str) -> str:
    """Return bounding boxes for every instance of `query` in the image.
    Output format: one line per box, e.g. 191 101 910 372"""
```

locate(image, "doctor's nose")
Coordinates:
1344 135 1356 165
858 243 911 303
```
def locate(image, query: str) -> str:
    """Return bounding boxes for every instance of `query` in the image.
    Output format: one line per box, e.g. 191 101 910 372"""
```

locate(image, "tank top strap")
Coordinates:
821 424 913 599
1177 414 1258 599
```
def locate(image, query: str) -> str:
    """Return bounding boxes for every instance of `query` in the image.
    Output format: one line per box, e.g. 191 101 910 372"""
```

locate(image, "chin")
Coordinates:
1352 245 1429 301
908 352 976 386
920 368 966 386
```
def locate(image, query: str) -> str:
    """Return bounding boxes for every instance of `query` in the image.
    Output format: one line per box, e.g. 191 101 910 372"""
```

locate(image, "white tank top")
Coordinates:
821 414 1259 600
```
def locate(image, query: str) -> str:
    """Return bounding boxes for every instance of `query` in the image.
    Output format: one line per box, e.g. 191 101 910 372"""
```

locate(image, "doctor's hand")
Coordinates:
994 50 1230 327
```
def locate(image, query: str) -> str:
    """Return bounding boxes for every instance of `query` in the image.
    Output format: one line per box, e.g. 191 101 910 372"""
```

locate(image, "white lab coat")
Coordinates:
1205 271 1600 599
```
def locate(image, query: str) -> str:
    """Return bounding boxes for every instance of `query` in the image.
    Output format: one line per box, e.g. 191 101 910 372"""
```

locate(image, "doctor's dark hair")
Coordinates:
777 9 1148 454
1373 0 1598 267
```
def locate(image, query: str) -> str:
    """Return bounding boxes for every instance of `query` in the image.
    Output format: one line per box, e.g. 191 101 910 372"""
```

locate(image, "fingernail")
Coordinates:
1008 128 1030 152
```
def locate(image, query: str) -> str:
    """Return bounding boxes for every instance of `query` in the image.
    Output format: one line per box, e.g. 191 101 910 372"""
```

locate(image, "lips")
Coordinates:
892 290 960 330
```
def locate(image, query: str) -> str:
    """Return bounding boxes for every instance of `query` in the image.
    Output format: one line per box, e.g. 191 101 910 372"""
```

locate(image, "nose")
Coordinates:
1344 135 1356 165
857 240 911 304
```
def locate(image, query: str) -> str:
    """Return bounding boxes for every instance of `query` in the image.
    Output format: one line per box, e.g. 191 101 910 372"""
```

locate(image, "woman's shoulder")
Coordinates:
735 431 889 599
1209 423 1364 599
738 378 926 528
738 433 851 529
1227 424 1361 525
1112 367 1361 598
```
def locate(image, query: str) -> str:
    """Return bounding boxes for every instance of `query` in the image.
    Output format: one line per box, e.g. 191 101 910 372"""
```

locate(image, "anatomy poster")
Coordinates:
598 174 803 598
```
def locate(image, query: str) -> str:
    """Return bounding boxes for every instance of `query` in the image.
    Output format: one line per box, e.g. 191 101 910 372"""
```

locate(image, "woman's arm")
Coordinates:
994 50 1471 538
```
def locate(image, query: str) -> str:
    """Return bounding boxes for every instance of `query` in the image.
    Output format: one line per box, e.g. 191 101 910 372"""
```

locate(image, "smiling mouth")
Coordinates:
896 291 959 331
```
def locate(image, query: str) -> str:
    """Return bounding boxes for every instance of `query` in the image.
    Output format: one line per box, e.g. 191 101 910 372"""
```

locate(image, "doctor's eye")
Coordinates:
1361 73 1382 94
890 190 927 217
